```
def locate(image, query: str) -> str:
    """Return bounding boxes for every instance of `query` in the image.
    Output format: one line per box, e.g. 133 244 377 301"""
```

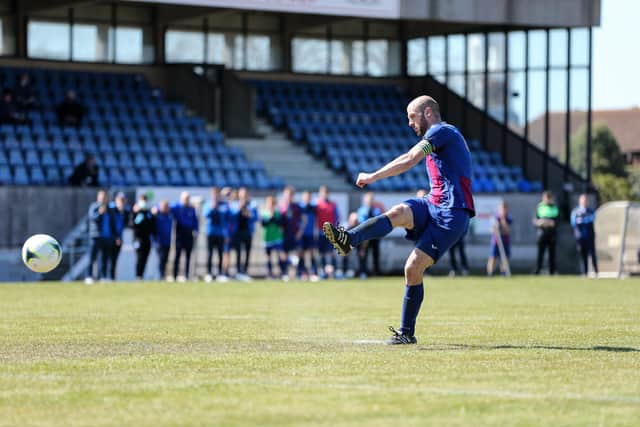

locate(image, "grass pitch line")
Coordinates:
220 378 640 405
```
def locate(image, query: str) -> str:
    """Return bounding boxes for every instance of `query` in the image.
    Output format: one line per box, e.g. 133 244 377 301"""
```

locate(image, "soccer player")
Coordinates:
85 189 114 284
279 186 302 281
131 194 155 280
298 190 319 281
152 200 173 280
356 192 383 278
570 193 598 276
109 192 130 281
487 201 512 276
232 187 258 281
171 191 199 282
315 185 339 279
534 191 559 275
203 187 231 282
323 95 475 345
261 195 287 279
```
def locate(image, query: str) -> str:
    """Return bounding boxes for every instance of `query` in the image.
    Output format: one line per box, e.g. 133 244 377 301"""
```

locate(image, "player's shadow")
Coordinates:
420 343 640 353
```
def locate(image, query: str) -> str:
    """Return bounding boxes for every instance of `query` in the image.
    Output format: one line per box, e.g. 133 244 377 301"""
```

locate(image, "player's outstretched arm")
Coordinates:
356 141 430 188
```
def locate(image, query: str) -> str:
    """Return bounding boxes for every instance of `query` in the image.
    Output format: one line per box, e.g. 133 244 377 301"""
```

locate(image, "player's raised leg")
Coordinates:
323 203 414 256
387 248 434 345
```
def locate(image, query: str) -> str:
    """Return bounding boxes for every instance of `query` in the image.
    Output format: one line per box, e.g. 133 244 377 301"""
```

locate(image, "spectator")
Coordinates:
153 200 173 280
298 190 319 281
85 190 114 284
534 191 559 274
203 187 231 283
232 187 258 281
356 192 383 277
279 185 302 281
0 89 27 125
132 194 155 280
315 185 339 279
109 192 130 280
171 191 199 282
571 193 598 276
448 237 470 276
487 201 513 276
14 73 38 111
68 153 99 187
261 195 287 279
56 89 86 126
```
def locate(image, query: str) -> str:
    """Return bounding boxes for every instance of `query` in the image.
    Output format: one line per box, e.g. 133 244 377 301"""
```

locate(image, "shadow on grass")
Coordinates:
420 344 640 353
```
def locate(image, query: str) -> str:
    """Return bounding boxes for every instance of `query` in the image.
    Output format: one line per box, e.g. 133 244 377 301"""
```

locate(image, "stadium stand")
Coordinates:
0 67 282 189
249 79 542 193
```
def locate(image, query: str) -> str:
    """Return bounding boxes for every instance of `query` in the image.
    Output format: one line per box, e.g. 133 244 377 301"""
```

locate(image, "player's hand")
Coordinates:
356 172 375 188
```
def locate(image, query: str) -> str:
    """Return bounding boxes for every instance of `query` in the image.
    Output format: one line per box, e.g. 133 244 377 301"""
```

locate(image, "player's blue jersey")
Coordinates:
423 122 475 216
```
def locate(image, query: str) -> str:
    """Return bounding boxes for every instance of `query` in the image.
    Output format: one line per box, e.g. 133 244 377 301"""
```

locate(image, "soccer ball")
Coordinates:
22 234 62 273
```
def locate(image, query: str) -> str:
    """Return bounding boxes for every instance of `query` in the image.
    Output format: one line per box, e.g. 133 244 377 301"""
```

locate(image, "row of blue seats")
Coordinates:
16 103 186 117
16 87 158 99
1 69 147 86
249 80 401 97
0 165 281 189
0 140 233 156
0 148 254 168
4 128 218 141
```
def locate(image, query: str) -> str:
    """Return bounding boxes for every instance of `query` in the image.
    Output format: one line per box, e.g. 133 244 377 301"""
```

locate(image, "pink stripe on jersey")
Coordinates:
426 156 444 205
459 176 475 214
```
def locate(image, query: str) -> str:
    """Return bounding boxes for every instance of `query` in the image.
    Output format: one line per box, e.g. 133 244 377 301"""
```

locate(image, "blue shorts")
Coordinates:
403 198 470 262
265 241 283 252
490 242 511 258
298 235 316 250
283 236 297 253
317 234 334 254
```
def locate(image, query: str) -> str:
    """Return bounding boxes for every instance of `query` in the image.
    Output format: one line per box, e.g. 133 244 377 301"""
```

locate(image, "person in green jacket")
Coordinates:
534 191 559 274
261 195 288 279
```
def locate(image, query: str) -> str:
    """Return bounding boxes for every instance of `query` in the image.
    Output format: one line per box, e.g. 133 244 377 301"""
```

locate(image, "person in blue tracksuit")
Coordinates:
230 187 258 280
356 192 383 278
203 187 231 281
153 200 173 280
86 189 115 283
297 190 318 280
108 192 130 280
171 191 199 281
571 193 598 276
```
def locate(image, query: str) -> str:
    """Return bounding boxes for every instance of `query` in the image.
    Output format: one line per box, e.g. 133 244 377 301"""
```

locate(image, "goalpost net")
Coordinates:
595 201 640 278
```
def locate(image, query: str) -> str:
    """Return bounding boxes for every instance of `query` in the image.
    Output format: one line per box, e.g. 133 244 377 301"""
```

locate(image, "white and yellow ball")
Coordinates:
22 234 62 273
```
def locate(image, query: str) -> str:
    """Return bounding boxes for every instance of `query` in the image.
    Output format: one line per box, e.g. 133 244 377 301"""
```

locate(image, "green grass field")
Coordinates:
1 277 639 426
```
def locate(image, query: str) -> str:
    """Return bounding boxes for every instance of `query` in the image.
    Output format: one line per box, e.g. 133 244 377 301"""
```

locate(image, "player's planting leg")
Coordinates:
387 248 433 345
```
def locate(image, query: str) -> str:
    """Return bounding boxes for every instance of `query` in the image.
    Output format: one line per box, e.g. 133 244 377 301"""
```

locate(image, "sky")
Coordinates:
593 0 640 110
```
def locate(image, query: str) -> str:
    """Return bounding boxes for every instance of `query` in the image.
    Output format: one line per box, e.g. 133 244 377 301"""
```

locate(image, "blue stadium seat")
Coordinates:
0 165 11 184
45 167 61 185
169 170 183 186
30 167 45 185
13 167 29 185
154 170 169 186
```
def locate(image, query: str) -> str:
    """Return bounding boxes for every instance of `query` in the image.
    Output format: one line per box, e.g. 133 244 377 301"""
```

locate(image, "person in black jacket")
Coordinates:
85 190 114 284
0 89 27 125
132 194 155 280
56 89 86 126
15 73 38 111
68 154 99 187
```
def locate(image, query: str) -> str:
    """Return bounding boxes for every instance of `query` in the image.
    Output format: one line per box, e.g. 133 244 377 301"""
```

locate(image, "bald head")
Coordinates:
407 95 441 137
407 96 440 116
